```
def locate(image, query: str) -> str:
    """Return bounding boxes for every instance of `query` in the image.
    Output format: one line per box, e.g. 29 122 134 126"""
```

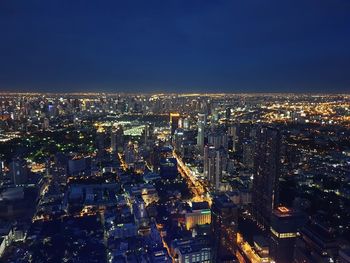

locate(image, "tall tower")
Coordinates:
143 123 153 144
111 125 124 153
111 127 117 153
269 206 306 263
197 113 206 153
0 156 4 179
212 194 238 261
204 146 227 190
9 158 28 186
252 126 280 229
183 117 190 130
170 113 180 136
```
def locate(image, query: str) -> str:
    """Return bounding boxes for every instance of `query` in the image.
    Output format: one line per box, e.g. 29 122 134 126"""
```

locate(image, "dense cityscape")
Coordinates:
0 92 349 263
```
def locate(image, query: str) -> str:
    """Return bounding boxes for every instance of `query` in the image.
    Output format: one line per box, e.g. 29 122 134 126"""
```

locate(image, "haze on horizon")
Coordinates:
1 0 350 93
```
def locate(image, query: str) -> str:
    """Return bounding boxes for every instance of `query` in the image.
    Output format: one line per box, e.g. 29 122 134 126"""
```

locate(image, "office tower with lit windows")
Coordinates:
242 140 255 169
172 237 212 263
252 126 280 229
170 113 180 136
225 107 231 120
227 125 237 152
111 127 118 153
269 206 306 263
125 142 137 166
212 194 238 261
183 117 190 130
111 125 124 153
208 130 228 150
204 146 227 190
143 123 153 144
9 158 28 186
197 113 206 152
0 157 4 179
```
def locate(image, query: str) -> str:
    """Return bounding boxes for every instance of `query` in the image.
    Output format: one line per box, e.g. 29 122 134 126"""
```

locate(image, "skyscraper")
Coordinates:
0 157 4 179
183 117 190 130
208 129 228 150
9 158 28 186
170 113 180 136
227 125 237 152
111 125 124 153
143 123 153 144
197 113 206 153
111 127 117 153
252 126 280 229
242 140 255 169
203 146 227 190
269 206 306 263
212 194 238 261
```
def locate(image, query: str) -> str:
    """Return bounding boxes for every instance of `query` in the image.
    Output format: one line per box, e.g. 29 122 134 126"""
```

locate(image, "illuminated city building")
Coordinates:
211 194 238 261
252 126 281 229
124 142 136 166
203 146 227 190
0 157 4 179
227 125 237 152
172 237 212 263
242 140 255 169
173 128 185 152
185 202 211 230
183 117 190 130
208 129 228 150
269 206 306 263
110 125 124 153
170 113 181 136
197 113 206 153
9 158 28 186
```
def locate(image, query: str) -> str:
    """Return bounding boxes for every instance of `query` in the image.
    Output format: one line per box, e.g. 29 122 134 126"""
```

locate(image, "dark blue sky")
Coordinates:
1 0 350 93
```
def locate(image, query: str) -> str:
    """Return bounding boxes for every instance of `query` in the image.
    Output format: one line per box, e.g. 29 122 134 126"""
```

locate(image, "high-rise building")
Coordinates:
143 123 153 144
111 127 117 153
197 113 206 152
204 146 227 190
9 158 28 186
173 128 184 152
96 126 106 159
269 206 306 263
125 142 136 166
0 157 4 178
111 125 124 153
170 113 180 136
227 125 237 152
42 117 49 131
212 194 238 261
225 107 231 120
252 126 280 229
208 130 228 150
242 140 255 169
183 117 190 130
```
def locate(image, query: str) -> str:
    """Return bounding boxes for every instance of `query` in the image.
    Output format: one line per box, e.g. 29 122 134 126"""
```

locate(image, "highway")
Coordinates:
173 150 211 204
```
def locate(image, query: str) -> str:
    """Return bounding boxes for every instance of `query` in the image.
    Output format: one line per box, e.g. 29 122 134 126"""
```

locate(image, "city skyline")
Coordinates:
0 93 349 262
1 1 350 262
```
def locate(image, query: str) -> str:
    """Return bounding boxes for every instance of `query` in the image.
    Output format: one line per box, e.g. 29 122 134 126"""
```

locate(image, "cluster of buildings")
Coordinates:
0 93 349 262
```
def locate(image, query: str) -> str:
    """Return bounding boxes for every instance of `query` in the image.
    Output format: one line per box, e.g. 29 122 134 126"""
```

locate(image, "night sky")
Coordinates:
1 0 350 93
